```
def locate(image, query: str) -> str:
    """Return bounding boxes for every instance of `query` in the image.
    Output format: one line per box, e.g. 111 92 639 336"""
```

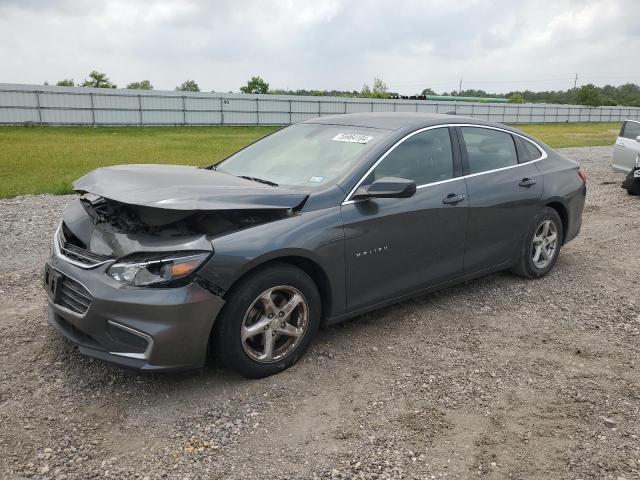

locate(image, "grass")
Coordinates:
515 122 620 149
0 122 621 198
0 126 279 198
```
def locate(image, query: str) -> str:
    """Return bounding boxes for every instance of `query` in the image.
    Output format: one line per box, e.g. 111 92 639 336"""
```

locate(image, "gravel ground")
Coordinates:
1 146 639 480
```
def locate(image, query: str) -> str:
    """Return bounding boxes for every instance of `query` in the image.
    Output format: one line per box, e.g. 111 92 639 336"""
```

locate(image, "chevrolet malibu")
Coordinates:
45 113 586 378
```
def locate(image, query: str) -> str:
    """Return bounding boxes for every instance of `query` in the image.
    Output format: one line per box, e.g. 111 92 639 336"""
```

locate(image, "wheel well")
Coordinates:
546 201 568 243
226 256 332 320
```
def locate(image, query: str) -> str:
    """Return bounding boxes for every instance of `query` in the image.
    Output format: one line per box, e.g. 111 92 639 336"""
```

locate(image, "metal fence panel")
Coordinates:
291 100 321 114
95 109 140 125
0 90 37 107
320 101 346 114
141 95 183 111
0 108 39 123
185 96 219 111
41 108 92 124
1 83 639 126
39 92 91 109
258 98 289 113
141 110 184 124
222 111 259 124
224 97 257 112
394 103 417 112
258 112 290 124
345 102 373 113
185 110 222 124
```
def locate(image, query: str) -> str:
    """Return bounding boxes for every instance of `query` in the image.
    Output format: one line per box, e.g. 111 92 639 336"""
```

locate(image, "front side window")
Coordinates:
364 127 454 186
217 124 388 188
461 127 518 174
622 121 640 140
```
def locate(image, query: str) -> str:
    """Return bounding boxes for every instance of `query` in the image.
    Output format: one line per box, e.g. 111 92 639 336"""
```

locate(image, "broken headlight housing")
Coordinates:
107 251 211 287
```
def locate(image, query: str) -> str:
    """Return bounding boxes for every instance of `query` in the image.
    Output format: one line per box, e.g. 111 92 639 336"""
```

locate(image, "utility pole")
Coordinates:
573 73 578 91
458 78 463 96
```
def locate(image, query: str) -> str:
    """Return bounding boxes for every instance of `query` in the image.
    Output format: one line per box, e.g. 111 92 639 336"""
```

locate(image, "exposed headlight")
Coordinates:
107 251 211 287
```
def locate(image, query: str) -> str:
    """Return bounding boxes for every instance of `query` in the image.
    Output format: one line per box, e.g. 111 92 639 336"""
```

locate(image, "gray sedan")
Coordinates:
45 113 586 378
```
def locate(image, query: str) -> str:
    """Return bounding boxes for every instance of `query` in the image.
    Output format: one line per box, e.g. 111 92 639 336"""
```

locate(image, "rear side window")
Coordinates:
460 127 518 174
622 121 640 140
519 138 543 162
366 127 454 186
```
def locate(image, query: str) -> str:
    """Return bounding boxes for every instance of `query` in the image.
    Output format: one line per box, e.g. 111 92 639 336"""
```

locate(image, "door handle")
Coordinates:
442 193 465 205
616 142 625 147
519 178 536 187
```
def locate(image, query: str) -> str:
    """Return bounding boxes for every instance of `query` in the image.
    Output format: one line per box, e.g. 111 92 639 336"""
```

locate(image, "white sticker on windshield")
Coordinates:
308 176 324 183
332 133 374 144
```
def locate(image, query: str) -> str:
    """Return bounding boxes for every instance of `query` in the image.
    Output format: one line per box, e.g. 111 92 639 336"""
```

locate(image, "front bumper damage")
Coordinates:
45 236 224 372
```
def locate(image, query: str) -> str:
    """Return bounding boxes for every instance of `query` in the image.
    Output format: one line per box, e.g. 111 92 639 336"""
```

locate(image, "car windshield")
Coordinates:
216 123 387 188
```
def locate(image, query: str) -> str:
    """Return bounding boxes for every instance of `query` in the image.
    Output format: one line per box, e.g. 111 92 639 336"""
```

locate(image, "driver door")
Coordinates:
341 126 468 311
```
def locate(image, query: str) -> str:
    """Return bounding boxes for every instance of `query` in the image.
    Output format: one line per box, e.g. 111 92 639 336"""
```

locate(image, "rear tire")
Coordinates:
213 263 321 378
512 207 563 279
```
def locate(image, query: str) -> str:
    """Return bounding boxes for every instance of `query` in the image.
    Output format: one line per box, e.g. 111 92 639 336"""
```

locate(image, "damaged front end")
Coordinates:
78 193 296 238
61 163 309 261
46 164 310 370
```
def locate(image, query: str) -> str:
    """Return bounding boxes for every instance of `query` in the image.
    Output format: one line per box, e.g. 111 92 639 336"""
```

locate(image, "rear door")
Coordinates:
457 126 543 274
613 121 640 173
341 126 468 310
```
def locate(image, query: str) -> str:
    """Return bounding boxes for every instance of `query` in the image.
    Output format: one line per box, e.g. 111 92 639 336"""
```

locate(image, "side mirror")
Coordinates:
636 135 640 143
352 177 417 200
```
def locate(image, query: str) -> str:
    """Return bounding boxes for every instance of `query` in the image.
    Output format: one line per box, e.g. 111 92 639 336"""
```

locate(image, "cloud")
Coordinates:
0 0 638 94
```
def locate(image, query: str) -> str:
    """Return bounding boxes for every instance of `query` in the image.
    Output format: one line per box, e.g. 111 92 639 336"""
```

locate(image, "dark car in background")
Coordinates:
45 113 586 378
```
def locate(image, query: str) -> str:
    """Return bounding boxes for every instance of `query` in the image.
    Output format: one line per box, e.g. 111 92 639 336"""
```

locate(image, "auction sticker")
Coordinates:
332 133 374 144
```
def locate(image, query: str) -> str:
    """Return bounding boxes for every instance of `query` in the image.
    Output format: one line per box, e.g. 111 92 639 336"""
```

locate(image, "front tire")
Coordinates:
512 207 563 279
213 263 321 378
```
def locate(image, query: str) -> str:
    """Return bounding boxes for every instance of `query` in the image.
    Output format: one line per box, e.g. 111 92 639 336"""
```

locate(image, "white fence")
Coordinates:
1 83 639 126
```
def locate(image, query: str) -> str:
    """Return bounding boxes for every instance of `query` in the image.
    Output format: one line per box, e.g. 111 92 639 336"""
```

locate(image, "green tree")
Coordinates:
371 77 389 98
240 76 269 94
420 88 436 96
81 70 116 88
360 83 372 97
56 79 75 87
508 93 525 104
126 80 153 90
576 84 602 107
176 80 200 92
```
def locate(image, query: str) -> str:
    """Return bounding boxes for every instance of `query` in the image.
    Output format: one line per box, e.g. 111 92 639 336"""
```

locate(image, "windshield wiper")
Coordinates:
238 175 278 187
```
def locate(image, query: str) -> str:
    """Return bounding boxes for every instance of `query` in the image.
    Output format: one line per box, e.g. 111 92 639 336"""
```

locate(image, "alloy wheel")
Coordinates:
531 219 558 269
241 286 309 363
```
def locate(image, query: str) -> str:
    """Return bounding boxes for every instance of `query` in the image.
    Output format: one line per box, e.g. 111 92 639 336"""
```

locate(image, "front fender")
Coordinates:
197 207 346 317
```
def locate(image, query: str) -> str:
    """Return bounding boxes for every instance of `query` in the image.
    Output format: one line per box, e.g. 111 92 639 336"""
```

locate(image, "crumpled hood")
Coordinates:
73 164 309 210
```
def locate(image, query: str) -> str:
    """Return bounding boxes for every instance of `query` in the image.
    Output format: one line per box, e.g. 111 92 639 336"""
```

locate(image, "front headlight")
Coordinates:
107 251 211 287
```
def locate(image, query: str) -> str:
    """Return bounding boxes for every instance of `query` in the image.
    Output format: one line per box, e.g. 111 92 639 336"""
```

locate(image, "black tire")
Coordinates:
213 263 321 378
511 207 563 279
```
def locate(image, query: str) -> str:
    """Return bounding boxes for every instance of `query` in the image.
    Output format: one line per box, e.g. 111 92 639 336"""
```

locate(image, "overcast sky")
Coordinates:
0 0 638 95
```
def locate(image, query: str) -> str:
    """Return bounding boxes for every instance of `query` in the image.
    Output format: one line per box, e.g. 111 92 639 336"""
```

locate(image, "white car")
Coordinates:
613 120 640 173
613 120 640 195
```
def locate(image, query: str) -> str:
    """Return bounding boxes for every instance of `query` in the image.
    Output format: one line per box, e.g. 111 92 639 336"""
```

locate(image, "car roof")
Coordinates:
301 112 504 131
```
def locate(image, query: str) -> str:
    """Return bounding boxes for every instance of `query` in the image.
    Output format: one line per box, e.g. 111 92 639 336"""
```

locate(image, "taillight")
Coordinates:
578 167 587 184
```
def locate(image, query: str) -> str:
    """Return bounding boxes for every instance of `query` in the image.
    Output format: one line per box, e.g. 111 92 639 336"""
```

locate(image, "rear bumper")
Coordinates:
45 254 225 372
565 184 586 244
